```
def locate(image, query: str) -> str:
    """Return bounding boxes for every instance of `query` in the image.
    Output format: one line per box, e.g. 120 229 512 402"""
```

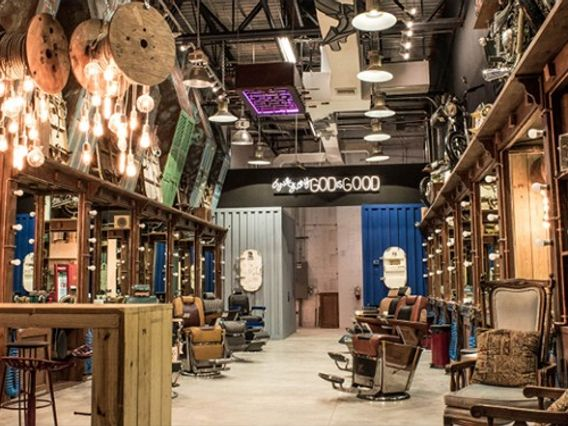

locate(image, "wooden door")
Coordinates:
319 292 339 328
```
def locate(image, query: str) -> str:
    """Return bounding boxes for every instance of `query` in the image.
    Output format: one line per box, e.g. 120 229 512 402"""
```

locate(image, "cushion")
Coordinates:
472 329 539 387
352 334 401 357
192 344 224 361
548 390 568 412
188 326 223 343
444 383 538 410
223 320 246 334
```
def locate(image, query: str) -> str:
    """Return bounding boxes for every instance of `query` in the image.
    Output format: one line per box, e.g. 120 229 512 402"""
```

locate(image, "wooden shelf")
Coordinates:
474 0 500 29
421 1 568 228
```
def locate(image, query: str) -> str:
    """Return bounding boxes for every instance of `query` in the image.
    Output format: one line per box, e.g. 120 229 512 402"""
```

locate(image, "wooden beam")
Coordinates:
33 195 45 292
76 193 92 303
128 205 140 294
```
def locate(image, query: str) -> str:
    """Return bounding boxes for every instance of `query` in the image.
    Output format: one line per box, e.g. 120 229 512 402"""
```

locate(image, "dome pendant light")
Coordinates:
365 92 396 119
232 117 254 145
352 0 397 32
357 50 393 83
209 97 238 123
366 145 390 163
364 119 391 142
183 50 213 89
248 144 271 166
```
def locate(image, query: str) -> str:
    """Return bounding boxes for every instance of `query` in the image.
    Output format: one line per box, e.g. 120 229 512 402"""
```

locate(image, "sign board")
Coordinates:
272 175 381 195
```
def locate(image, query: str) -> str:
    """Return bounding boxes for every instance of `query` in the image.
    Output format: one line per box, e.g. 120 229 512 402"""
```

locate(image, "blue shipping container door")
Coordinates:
203 248 215 294
362 204 426 307
153 242 166 294
14 213 35 295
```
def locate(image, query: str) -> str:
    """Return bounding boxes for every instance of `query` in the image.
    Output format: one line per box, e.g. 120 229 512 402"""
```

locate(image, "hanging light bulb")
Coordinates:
108 107 123 134
232 117 253 145
27 146 45 168
24 112 34 128
3 96 24 118
79 112 90 133
365 145 390 162
103 96 113 119
129 109 139 131
8 120 19 134
352 0 397 31
93 111 104 137
0 132 7 152
84 61 102 80
136 88 155 113
23 76 35 93
107 80 119 97
364 119 391 142
365 92 396 118
126 152 137 177
91 93 102 107
81 141 93 165
357 50 393 83
401 51 410 60
117 136 128 152
118 151 126 174
28 126 39 141
139 123 152 149
39 95 49 122
13 144 28 171
402 40 412 50
103 64 117 82
209 97 238 123
248 144 271 166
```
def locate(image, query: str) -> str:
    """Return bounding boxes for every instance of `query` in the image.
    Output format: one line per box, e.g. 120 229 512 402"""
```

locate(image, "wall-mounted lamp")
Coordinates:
427 236 434 241
460 201 470 208
29 211 36 218
139 223 146 229
535 239 554 247
488 252 501 261
487 213 499 222
88 265 97 271
434 228 442 234
463 230 472 238
428 254 434 259
10 259 21 266
447 266 456 272
89 210 98 217
138 247 145 252
445 216 454 225
447 238 455 247
28 238 34 245
531 182 550 193
436 270 443 275
435 248 442 254
423 274 429 279
12 224 22 232
463 260 473 268
13 189 24 197
422 258 428 263
88 237 97 244
484 175 497 184
422 242 428 247
527 128 545 139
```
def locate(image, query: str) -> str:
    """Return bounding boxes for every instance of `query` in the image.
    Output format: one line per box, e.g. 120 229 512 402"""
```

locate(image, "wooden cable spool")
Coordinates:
69 2 175 93
0 13 70 94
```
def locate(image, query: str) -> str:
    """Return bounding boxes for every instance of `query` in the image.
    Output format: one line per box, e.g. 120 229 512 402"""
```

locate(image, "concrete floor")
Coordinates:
0 329 449 426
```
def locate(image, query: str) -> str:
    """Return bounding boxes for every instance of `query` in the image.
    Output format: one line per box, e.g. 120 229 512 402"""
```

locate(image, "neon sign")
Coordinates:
272 176 381 194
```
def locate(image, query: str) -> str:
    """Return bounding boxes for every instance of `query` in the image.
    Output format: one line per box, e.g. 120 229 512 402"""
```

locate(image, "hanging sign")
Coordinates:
272 175 381 195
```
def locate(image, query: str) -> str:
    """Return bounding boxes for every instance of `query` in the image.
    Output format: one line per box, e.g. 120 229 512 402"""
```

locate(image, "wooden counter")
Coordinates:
0 304 172 426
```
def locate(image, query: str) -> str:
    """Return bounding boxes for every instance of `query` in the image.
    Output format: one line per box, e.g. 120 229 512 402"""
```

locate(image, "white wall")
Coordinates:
295 206 362 329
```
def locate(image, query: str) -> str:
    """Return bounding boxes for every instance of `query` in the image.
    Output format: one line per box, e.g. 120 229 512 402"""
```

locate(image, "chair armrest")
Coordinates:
388 319 429 332
538 363 557 387
523 385 566 400
447 359 476 392
251 306 266 311
471 404 568 423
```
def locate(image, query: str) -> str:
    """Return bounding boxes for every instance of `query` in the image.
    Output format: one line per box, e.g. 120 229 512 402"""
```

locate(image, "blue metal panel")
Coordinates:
14 213 35 295
203 248 215 293
362 204 426 307
153 242 166 294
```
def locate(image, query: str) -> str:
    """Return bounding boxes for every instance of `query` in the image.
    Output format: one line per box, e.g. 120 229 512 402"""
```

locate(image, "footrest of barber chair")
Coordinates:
328 352 348 364
252 330 270 340
318 373 345 385
212 357 233 366
246 340 266 352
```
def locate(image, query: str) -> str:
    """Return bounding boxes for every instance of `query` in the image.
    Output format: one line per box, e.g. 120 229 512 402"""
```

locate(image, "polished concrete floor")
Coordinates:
0 329 449 426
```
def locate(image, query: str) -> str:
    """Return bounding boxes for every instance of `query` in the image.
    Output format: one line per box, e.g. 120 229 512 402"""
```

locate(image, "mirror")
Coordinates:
458 194 474 303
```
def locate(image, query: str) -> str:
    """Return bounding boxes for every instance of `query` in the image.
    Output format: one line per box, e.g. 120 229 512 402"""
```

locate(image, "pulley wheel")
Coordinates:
69 19 107 93
26 13 70 94
108 2 175 86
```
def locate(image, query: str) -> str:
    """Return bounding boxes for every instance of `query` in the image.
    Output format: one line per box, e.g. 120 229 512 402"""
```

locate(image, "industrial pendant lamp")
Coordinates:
232 117 254 145
364 119 391 142
248 144 271 166
357 50 393 83
366 145 390 162
182 0 213 89
365 92 396 118
209 97 238 123
352 0 397 32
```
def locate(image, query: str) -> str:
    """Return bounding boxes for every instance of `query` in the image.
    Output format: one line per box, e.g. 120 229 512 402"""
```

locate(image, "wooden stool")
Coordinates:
0 357 71 426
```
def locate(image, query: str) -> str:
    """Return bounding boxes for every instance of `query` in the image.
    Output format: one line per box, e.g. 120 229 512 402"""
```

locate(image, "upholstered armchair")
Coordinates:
443 278 555 425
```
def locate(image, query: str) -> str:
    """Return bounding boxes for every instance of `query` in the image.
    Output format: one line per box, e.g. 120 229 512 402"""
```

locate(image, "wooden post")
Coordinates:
165 218 174 301
471 183 483 306
93 210 102 296
128 204 140 293
33 195 45 291
0 178 18 304
214 230 226 299
76 193 92 303
194 227 203 297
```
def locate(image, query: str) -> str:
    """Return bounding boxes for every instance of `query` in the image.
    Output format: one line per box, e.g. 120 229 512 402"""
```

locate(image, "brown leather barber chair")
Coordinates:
354 287 411 333
320 295 429 401
172 296 231 375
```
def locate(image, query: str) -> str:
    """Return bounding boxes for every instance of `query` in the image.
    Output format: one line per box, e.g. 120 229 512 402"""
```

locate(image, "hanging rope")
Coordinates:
0 32 27 80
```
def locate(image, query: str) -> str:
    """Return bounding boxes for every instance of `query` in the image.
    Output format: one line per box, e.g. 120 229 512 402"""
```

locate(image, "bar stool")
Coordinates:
0 357 71 426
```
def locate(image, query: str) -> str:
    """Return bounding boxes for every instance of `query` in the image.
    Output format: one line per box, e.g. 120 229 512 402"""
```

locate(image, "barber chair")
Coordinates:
443 278 555 425
228 290 269 351
172 296 231 375
354 287 411 333
202 292 224 325
320 295 429 401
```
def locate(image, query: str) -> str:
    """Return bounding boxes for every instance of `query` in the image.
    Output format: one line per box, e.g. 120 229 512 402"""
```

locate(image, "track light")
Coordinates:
357 50 393 83
248 144 271 166
209 97 238 123
365 145 390 163
364 119 391 142
352 0 397 32
365 92 395 118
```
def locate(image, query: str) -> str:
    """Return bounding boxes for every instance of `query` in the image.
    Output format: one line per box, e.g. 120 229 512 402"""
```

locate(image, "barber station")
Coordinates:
2 0 568 425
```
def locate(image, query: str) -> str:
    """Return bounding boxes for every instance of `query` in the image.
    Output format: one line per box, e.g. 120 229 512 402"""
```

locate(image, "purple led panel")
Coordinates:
242 88 301 116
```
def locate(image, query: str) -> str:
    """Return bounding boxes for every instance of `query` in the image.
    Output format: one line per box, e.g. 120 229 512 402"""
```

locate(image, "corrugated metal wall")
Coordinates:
362 204 426 306
215 208 296 339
